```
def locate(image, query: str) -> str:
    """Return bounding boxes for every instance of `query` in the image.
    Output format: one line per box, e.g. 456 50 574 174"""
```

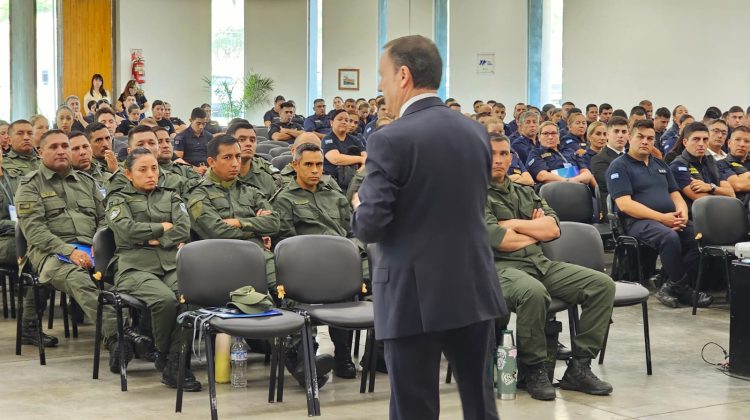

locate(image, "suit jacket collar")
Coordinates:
401 95 444 118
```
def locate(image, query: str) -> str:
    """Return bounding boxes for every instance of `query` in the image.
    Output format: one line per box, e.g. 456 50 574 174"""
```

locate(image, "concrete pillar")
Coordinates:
10 0 37 120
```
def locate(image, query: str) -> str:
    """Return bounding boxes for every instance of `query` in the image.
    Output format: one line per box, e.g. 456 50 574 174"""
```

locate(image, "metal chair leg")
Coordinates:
269 337 279 402
301 314 320 416
47 288 56 330
353 329 361 357
9 273 16 319
61 292 70 338
32 284 46 365
2 273 8 319
92 294 104 379
692 252 705 315
277 337 286 402
115 301 127 391
175 325 190 413
446 364 453 384
15 280 24 356
643 302 652 375
598 322 611 365
205 331 219 420
368 330 377 392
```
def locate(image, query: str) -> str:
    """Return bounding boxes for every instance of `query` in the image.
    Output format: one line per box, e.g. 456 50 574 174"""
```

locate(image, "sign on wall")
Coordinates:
477 53 495 74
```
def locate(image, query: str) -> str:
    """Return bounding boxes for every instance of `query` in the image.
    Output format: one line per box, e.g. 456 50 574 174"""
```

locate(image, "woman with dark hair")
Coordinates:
83 74 111 108
322 109 366 190
116 79 149 114
105 148 201 391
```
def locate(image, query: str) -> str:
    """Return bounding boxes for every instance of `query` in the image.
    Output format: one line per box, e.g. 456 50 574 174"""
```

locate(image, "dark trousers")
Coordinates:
625 219 700 285
383 320 499 420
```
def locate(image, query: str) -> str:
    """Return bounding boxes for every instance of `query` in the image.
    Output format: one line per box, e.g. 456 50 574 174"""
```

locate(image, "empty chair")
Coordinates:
542 221 652 375
257 142 284 155
275 235 377 394
254 126 269 138
269 146 290 158
539 181 612 240
692 196 749 315
264 140 292 148
272 154 293 171
256 152 272 162
256 136 269 143
175 239 319 418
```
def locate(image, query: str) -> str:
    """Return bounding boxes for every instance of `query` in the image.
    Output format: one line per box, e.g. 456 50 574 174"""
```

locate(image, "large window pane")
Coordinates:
36 0 58 118
541 0 562 105
0 0 10 119
211 0 244 126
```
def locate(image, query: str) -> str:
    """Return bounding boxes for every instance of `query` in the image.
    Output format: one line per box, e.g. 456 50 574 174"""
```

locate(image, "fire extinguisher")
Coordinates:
131 57 145 85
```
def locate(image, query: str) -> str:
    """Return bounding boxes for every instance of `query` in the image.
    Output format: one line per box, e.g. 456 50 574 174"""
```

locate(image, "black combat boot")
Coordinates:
161 353 202 392
524 363 556 401
21 320 59 347
559 357 613 395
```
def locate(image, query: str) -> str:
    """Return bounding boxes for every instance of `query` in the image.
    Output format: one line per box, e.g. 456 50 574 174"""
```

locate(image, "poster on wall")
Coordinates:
338 69 360 91
477 53 495 74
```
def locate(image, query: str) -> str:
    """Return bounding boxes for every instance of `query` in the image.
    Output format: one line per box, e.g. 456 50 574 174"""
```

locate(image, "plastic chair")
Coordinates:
272 155 293 171
539 181 613 240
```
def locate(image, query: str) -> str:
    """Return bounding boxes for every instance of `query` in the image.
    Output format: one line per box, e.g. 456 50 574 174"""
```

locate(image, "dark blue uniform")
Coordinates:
718 154 750 201
658 125 679 154
506 120 518 136
580 147 599 169
560 133 586 154
263 109 280 126
669 150 727 211
509 151 528 177
303 114 331 135
173 126 212 166
606 153 699 285
526 146 587 182
363 118 378 140
511 135 537 164
322 133 364 179
268 121 304 142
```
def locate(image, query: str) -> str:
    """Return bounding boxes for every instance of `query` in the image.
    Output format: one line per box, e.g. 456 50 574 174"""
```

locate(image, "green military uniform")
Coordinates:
238 157 283 198
106 167 193 201
0 171 19 263
188 169 280 287
4 149 40 178
485 177 615 365
15 165 118 337
107 184 190 355
278 163 343 193
346 172 365 203
93 157 114 173
160 161 202 182
84 161 109 199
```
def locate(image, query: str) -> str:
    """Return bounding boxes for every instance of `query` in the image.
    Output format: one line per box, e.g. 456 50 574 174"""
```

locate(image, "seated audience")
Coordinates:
527 121 595 187
174 107 212 171
706 119 728 160
303 98 331 139
322 109 366 190
269 101 304 143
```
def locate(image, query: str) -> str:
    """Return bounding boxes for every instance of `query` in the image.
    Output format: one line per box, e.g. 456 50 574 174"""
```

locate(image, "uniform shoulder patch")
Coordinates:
610 173 619 180
658 169 667 174
109 206 121 220
324 139 333 145
40 190 57 198
293 199 309 205
677 166 688 172
16 202 34 216
179 202 188 215
189 200 203 219
732 162 743 167
541 153 551 158
527 158 535 166
689 167 699 174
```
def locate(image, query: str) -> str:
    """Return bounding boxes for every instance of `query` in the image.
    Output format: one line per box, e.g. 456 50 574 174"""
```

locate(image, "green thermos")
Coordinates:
496 330 517 400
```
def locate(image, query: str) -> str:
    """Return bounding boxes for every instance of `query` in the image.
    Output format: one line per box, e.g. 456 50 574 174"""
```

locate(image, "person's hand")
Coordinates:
672 210 688 231
351 193 361 210
659 212 682 229
689 179 711 193
223 218 242 228
177 243 185 250
70 249 93 269
104 150 119 172
147 239 161 246
256 209 272 217
75 111 85 122
161 222 173 232
174 158 189 165
262 236 272 250
531 208 545 219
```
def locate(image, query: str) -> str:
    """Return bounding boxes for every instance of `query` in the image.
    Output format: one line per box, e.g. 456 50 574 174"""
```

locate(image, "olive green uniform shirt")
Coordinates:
106 167 192 201
160 161 202 182
15 165 105 276
271 179 352 241
485 177 559 275
278 163 343 193
188 169 280 249
4 149 40 177
238 157 283 198
0 171 19 263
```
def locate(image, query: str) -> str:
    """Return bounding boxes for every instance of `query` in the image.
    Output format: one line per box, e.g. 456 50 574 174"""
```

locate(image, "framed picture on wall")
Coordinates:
338 68 360 91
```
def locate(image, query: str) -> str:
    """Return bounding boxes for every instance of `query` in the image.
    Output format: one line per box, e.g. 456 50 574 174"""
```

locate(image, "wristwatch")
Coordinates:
709 183 717 194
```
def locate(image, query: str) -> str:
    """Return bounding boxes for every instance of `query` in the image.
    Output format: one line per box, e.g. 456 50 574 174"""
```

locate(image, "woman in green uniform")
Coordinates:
106 147 201 392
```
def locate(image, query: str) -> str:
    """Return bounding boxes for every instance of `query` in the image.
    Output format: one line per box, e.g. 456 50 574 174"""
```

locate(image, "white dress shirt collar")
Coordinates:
399 92 440 118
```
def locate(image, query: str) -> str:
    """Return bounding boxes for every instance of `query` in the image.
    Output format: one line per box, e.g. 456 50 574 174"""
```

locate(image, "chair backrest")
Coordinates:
541 221 605 271
265 140 291 148
256 136 269 143
275 235 362 304
93 228 116 278
256 143 280 155
15 225 26 258
177 239 267 307
272 154 293 171
254 127 269 138
693 196 749 246
269 146 289 158
256 153 272 162
538 181 594 223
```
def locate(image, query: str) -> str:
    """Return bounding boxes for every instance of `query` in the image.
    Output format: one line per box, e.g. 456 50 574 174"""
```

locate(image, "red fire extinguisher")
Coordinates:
131 57 145 85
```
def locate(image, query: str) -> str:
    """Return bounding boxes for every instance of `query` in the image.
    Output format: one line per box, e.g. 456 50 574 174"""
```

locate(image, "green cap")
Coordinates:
227 286 273 314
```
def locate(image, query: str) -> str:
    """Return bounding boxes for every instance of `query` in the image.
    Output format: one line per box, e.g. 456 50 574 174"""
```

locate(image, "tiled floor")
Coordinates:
0 288 747 419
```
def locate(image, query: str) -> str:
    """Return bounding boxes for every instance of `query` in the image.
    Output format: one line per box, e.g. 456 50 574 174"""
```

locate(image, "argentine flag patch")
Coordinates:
610 173 619 180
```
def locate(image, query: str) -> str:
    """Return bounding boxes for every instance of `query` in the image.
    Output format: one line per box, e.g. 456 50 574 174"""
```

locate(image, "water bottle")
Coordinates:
230 336 249 388
496 330 517 400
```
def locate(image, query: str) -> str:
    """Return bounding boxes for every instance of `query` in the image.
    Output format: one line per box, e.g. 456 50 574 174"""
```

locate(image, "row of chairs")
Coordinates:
90 231 378 418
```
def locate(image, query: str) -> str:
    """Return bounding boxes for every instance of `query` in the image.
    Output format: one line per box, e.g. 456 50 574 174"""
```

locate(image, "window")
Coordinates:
210 0 244 126
541 0 563 105
0 0 10 119
36 0 58 118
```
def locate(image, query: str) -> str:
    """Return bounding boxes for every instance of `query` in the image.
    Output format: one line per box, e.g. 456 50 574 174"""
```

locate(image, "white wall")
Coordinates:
245 0 308 124
116 0 211 121
563 0 750 115
321 0 379 109
448 0 528 111
387 0 434 41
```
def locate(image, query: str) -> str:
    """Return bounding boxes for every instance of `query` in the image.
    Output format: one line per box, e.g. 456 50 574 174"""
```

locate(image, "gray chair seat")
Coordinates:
209 310 304 339
613 281 650 307
548 297 569 313
704 245 735 255
300 301 374 329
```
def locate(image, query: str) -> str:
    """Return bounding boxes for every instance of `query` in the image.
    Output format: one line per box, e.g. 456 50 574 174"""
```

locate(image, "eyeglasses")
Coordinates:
710 128 728 135
540 131 558 136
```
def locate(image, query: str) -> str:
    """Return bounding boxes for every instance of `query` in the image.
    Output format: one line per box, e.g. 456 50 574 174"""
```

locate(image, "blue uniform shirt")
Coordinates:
580 147 599 169
509 151 528 176
606 154 678 219
506 120 519 136
173 126 212 166
526 146 587 181
659 125 679 154
263 109 280 125
669 151 726 191
363 118 378 140
322 133 365 179
303 114 331 135
510 135 537 164
560 133 585 154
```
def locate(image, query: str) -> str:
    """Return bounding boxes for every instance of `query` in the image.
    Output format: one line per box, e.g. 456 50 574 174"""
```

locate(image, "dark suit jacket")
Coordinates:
352 96 507 340
591 147 623 196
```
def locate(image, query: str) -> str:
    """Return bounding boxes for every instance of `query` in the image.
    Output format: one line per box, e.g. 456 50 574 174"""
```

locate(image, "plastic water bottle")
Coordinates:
230 336 249 388
496 330 517 400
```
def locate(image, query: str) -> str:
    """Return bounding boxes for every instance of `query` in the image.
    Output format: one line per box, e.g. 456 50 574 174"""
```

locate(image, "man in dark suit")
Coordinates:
352 35 507 420
590 116 629 200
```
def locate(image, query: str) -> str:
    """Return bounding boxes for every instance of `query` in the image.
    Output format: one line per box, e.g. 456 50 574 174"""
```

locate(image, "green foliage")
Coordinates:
242 72 274 112
203 71 275 119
